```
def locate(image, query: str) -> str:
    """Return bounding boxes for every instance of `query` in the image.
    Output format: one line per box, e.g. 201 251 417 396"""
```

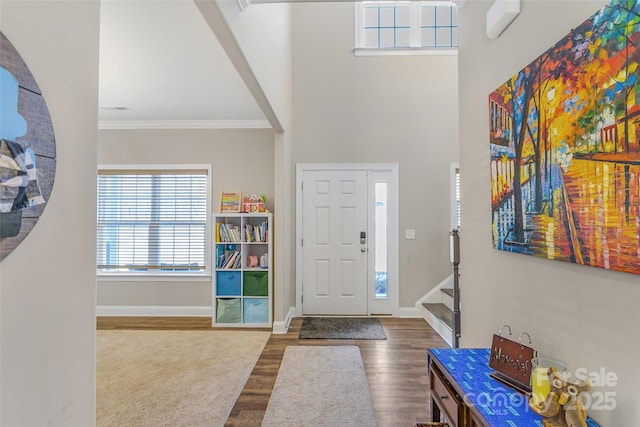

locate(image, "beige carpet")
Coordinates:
261 345 378 427
96 329 270 427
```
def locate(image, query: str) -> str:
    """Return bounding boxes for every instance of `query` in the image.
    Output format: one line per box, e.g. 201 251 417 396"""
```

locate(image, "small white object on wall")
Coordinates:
486 0 521 39
237 0 250 11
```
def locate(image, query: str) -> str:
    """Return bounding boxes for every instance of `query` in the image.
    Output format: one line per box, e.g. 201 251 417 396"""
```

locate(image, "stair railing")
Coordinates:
450 229 461 348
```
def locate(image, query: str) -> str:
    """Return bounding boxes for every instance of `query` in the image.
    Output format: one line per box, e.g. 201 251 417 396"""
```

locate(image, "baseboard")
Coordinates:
398 306 421 317
96 305 211 317
272 306 296 334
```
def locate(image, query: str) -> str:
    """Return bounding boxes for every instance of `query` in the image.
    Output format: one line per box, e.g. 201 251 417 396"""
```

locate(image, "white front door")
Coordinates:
301 170 368 315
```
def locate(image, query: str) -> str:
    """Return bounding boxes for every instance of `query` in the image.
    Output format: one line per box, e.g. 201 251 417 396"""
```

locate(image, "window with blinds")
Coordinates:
97 166 210 275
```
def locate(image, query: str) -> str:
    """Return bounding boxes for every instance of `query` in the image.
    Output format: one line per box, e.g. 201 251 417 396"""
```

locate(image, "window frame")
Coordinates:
96 164 212 281
354 0 459 56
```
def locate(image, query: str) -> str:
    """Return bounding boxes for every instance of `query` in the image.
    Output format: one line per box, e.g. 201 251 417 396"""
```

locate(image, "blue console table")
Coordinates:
427 348 600 427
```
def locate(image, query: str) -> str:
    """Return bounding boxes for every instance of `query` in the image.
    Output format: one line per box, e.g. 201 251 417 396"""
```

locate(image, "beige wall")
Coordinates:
210 1 295 324
3 1 635 423
291 2 459 307
97 128 275 309
459 1 640 425
99 1 458 319
214 0 292 131
0 1 99 424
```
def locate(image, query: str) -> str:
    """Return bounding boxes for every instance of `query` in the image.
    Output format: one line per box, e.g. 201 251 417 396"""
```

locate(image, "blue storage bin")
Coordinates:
216 271 241 296
243 298 268 324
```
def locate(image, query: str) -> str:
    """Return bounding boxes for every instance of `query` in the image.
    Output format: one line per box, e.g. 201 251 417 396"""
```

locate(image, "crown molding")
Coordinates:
98 119 272 130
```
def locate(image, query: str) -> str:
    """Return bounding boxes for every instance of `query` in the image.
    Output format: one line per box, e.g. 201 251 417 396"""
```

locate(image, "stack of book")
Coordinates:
244 221 268 242
216 245 241 269
218 223 241 242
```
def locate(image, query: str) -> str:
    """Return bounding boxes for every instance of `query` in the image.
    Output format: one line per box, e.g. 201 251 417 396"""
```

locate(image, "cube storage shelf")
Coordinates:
213 213 272 327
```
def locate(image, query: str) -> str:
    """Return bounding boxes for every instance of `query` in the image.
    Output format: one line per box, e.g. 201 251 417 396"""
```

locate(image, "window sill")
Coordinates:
97 273 211 282
353 47 458 57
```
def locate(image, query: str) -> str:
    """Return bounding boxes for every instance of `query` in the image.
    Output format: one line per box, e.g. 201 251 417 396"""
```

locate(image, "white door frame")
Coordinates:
295 163 399 317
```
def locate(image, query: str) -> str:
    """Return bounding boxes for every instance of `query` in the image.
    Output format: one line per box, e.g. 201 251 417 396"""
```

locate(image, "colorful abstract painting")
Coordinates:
490 0 640 275
0 32 55 262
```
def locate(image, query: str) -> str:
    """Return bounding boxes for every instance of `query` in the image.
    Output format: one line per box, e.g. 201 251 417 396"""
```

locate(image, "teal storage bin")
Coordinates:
216 298 241 323
243 298 268 324
217 271 241 296
243 271 268 296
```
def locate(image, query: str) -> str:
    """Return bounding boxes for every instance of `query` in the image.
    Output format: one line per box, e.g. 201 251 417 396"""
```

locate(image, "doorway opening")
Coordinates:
295 164 399 316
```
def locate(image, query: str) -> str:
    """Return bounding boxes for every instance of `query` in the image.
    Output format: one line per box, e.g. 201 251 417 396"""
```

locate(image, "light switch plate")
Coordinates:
405 229 416 239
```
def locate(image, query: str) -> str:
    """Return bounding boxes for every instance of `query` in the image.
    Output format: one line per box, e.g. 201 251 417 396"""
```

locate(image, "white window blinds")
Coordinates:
97 167 209 274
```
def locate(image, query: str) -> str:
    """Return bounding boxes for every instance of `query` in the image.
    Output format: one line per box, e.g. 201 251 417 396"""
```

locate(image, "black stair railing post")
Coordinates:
451 229 461 348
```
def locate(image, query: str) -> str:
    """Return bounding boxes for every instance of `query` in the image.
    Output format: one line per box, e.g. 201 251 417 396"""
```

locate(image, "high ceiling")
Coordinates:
98 0 268 129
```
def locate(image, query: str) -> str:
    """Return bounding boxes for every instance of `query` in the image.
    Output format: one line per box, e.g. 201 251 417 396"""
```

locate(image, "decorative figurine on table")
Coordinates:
530 366 590 427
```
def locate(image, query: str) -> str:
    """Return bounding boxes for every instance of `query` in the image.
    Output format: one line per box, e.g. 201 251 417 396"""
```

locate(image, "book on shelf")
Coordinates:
224 251 239 269
216 244 240 269
220 251 240 269
218 223 241 242
216 245 224 267
233 253 241 268
244 220 268 243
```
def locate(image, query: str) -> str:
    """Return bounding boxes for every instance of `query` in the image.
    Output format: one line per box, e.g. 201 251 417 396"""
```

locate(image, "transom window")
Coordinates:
362 2 411 48
355 1 459 53
97 165 211 276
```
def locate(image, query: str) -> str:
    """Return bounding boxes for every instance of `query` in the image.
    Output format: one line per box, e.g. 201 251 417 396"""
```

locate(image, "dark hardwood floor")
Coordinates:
97 316 449 427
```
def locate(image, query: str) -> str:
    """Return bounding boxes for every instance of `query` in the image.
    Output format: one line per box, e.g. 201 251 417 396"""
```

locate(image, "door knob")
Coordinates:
361 248 366 253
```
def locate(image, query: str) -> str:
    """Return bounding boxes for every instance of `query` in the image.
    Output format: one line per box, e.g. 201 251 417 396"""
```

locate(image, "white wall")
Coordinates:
206 1 295 324
213 1 292 130
97 128 275 310
459 1 640 425
291 2 459 307
0 1 99 425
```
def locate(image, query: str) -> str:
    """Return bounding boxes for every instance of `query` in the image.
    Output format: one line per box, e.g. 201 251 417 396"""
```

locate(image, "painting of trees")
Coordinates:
489 0 640 275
